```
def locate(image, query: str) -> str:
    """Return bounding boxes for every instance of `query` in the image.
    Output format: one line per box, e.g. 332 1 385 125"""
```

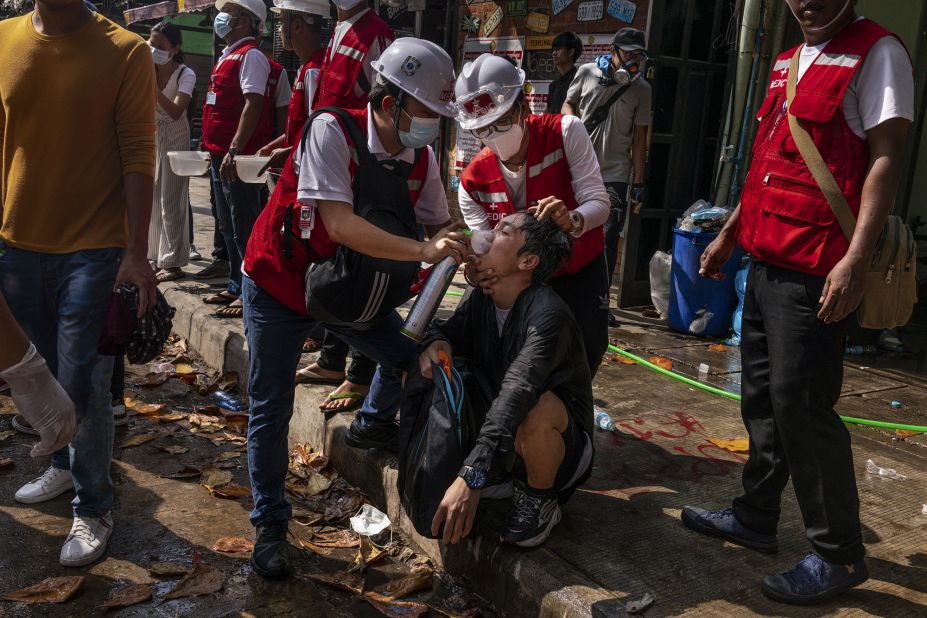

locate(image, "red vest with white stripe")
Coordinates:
312 10 394 110
459 113 605 276
285 49 325 148
202 40 283 156
738 19 901 276
243 108 430 315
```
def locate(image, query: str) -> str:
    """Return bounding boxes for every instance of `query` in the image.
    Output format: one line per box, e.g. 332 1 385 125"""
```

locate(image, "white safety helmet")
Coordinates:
371 38 457 117
215 0 267 29
455 53 526 131
270 0 329 16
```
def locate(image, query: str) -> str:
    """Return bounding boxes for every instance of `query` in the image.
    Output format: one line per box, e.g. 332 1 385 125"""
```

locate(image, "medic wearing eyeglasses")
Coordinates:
456 54 611 376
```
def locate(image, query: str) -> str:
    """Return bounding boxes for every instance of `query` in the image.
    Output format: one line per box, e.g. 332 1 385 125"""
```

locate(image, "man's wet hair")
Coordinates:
517 214 573 284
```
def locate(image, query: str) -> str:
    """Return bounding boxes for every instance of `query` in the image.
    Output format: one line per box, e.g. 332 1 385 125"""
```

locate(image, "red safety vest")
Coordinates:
312 10 394 111
243 108 431 315
285 49 325 148
738 18 901 276
459 113 605 276
202 40 283 156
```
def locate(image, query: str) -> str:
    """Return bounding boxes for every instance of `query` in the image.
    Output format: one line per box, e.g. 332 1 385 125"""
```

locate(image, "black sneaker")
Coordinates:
343 420 398 452
762 553 869 605
251 521 290 579
681 506 778 554
193 259 231 280
113 400 130 427
608 312 620 328
501 483 561 548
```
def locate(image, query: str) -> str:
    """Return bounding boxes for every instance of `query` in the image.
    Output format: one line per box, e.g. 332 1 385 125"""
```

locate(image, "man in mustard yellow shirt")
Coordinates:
0 0 157 567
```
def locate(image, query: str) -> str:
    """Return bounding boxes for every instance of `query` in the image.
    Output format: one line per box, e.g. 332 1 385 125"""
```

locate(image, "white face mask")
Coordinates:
481 122 525 162
150 46 171 65
332 0 365 9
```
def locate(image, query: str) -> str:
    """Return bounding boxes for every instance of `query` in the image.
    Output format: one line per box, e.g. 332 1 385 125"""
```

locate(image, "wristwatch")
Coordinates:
458 465 487 490
227 147 238 159
568 211 584 238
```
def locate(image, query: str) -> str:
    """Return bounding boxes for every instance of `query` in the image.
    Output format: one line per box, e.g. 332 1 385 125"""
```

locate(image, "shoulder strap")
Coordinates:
786 47 856 240
299 106 374 167
583 82 633 134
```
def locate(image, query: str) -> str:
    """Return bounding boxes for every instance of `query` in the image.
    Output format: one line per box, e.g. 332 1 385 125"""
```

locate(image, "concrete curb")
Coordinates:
162 281 619 617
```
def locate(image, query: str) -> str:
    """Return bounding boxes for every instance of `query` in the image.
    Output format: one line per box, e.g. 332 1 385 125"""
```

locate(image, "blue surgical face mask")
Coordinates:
397 107 440 149
214 12 235 39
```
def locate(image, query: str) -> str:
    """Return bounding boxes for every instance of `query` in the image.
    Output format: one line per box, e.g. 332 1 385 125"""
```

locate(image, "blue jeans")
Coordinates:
0 243 120 517
210 158 262 296
241 276 416 525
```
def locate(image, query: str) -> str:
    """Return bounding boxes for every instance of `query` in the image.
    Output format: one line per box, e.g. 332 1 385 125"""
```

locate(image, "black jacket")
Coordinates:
547 66 577 114
422 285 593 476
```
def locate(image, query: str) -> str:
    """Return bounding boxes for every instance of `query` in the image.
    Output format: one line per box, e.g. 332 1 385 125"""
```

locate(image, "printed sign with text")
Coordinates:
524 80 551 115
461 36 525 66
483 5 504 36
577 34 614 65
507 0 527 16
551 0 575 16
607 0 637 23
577 0 604 21
525 11 550 33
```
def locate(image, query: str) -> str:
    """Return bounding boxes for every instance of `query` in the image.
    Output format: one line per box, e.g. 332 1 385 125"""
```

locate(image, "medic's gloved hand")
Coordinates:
0 343 76 457
630 183 646 206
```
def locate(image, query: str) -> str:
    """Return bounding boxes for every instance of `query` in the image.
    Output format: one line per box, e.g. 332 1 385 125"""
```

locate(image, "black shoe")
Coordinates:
193 259 231 280
343 420 398 452
761 553 869 605
501 483 561 547
251 521 290 579
608 312 620 328
681 506 778 554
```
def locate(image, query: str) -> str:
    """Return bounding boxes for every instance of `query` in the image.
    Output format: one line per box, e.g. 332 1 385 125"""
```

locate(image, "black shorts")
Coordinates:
512 414 594 504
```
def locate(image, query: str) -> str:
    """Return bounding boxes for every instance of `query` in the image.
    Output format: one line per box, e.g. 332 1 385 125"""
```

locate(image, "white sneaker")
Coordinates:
14 467 74 504
60 513 113 567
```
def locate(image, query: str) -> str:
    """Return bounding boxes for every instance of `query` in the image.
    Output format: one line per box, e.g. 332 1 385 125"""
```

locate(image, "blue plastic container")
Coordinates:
667 228 742 338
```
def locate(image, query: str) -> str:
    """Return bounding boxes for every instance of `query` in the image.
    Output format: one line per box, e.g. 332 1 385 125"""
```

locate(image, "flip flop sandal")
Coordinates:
215 303 244 318
319 391 366 413
203 291 238 305
12 414 39 436
295 367 344 385
156 267 186 283
302 337 323 354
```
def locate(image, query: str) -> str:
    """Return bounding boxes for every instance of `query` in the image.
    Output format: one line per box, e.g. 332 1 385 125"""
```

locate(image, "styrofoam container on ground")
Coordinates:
167 151 210 176
235 155 271 184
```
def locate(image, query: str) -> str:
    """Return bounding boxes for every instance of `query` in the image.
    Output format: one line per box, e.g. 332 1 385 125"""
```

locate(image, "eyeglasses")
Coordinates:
471 107 520 139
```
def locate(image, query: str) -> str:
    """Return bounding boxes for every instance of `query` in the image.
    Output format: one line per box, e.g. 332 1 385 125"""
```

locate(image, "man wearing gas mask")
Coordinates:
562 28 651 322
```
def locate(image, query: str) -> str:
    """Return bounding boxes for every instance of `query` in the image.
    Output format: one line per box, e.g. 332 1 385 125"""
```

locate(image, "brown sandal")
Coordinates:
156 267 186 282
216 301 243 318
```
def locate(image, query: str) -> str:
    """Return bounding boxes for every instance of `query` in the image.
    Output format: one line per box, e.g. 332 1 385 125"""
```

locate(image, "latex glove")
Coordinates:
0 343 76 457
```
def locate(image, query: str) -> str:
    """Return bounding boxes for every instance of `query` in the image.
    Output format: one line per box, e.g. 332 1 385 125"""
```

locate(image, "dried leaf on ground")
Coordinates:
370 570 433 599
349 538 386 573
308 572 364 595
157 445 189 455
707 344 728 352
163 465 201 480
200 467 233 490
706 437 750 454
0 431 16 442
195 404 221 415
297 536 333 555
138 372 171 387
120 433 160 449
895 429 923 440
148 562 191 577
1 576 84 604
615 355 638 365
222 413 249 433
173 364 196 375
213 461 239 470
216 372 239 392
163 564 225 600
215 451 242 462
428 604 481 618
208 482 251 499
324 483 365 522
135 403 168 416
365 593 429 617
212 536 255 553
99 584 152 611
188 413 223 427
0 458 14 469
312 528 360 548
647 356 673 371
286 471 332 498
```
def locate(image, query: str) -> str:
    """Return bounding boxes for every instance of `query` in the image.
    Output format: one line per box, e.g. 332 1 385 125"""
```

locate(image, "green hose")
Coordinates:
439 291 927 432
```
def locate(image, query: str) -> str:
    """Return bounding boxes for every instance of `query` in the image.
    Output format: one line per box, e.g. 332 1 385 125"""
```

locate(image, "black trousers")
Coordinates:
317 331 377 386
603 181 629 284
733 261 864 564
209 181 228 261
548 251 610 378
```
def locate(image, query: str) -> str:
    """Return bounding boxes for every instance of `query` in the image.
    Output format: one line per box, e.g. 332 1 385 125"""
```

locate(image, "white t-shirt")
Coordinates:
216 37 269 96
157 65 196 123
295 104 449 226
794 20 914 139
304 66 320 115
458 114 610 235
327 9 385 100
274 68 292 108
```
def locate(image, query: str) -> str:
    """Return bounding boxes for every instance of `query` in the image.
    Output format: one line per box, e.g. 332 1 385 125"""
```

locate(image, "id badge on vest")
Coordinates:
299 205 315 239
206 91 217 106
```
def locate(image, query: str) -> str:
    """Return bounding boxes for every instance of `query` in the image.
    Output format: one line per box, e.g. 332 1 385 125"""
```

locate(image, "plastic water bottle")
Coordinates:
594 407 615 432
214 390 243 412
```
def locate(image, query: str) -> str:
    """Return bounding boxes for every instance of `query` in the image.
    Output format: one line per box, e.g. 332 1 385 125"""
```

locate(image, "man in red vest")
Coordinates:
200 0 283 318
456 54 611 377
684 0 913 604
241 38 464 578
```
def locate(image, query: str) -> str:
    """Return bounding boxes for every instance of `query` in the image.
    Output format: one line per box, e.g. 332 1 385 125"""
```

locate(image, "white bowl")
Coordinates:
235 155 271 184
167 151 210 176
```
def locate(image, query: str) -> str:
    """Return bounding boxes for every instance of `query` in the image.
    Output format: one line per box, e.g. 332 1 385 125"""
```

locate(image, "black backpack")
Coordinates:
301 106 425 326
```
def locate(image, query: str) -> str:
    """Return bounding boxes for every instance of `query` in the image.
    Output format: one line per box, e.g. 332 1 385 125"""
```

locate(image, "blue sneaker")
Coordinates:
681 506 778 554
762 553 869 605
